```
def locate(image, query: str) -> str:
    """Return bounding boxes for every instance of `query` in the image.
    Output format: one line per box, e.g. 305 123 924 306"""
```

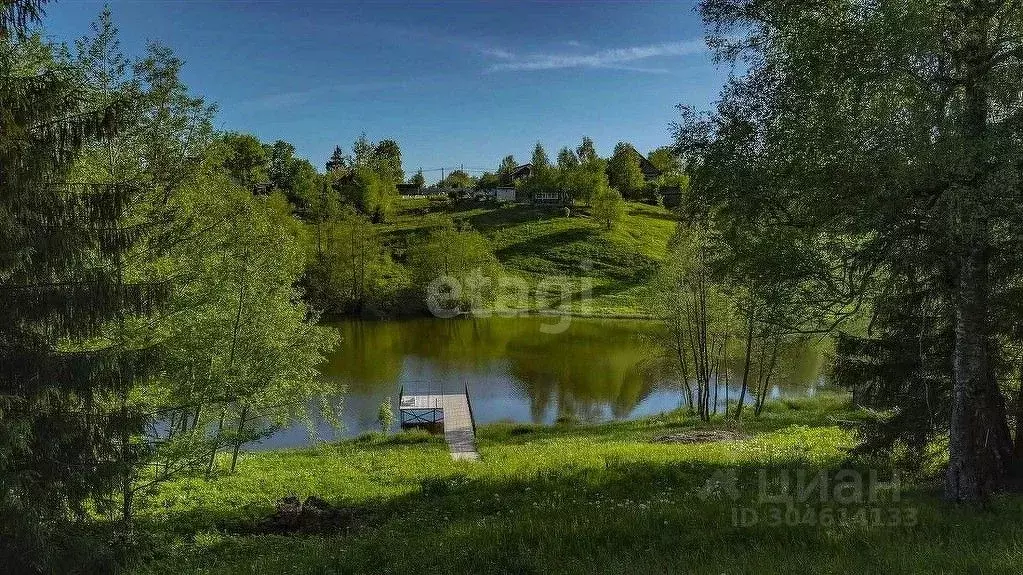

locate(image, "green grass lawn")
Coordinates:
381 198 677 317
135 395 1023 574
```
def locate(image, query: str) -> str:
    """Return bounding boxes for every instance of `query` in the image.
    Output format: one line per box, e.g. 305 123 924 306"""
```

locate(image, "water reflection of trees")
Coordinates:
318 317 827 427
501 319 662 422
320 317 668 422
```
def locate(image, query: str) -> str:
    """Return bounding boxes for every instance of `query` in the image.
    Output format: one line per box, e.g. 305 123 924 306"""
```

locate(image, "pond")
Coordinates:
261 316 829 448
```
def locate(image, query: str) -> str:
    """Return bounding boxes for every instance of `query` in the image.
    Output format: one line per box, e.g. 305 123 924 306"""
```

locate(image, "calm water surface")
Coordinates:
262 316 828 448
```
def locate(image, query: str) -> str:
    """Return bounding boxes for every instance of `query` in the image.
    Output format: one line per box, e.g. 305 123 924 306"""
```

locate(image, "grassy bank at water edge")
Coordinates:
135 394 1023 574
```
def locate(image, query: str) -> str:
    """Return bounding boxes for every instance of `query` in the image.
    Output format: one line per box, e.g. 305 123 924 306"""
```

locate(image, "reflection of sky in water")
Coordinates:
256 318 828 449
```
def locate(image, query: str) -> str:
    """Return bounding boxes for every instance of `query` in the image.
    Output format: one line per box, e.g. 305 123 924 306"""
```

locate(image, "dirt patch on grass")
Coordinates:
652 430 749 444
253 496 367 535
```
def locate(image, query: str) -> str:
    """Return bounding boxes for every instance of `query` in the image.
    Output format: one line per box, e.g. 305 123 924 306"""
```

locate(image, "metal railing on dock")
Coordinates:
397 381 479 460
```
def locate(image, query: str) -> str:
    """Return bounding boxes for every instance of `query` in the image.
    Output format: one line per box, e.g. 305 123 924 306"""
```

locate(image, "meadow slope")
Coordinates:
137 395 1023 574
381 198 678 317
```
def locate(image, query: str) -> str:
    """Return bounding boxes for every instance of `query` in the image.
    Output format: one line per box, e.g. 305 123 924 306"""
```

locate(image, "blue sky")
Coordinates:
42 1 729 183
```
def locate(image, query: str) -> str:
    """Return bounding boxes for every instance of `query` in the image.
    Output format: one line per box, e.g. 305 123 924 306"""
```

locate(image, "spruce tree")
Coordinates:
0 1 161 568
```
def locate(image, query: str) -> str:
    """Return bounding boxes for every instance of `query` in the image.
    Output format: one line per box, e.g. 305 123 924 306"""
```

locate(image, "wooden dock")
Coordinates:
399 385 479 461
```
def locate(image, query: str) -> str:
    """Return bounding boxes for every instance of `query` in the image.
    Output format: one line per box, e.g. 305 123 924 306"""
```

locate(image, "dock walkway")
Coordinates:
399 386 479 461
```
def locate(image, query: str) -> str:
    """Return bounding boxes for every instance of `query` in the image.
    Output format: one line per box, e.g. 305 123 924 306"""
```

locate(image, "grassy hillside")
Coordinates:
136 395 1023 574
380 198 678 317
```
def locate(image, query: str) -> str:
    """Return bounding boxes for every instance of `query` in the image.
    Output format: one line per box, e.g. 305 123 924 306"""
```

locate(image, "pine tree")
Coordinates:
0 2 161 569
531 142 551 175
497 154 517 186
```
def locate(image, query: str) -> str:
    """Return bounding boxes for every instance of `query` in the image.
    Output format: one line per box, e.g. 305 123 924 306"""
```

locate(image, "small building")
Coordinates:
493 187 516 202
474 186 519 203
397 182 424 197
638 155 662 181
510 163 533 181
624 148 662 182
658 185 684 208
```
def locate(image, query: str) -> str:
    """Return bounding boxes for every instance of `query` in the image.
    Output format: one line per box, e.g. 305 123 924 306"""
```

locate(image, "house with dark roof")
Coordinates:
626 148 662 182
510 163 533 181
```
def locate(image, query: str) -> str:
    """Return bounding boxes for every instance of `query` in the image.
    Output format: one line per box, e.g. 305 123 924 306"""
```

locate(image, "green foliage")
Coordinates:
220 132 268 188
557 146 579 169
265 139 296 191
647 146 689 202
576 136 598 163
265 140 320 213
63 8 338 531
682 0 1023 500
1 10 339 570
0 5 168 569
649 223 742 420
351 133 374 166
531 142 551 173
515 144 559 202
285 158 321 214
591 184 625 230
475 171 501 191
325 135 404 221
437 169 475 190
655 170 689 193
371 138 404 184
561 155 610 203
337 166 395 222
408 223 500 313
307 206 401 315
497 154 518 186
325 145 347 173
377 397 396 433
166 174 339 475
410 170 426 189
647 146 681 175
607 142 645 199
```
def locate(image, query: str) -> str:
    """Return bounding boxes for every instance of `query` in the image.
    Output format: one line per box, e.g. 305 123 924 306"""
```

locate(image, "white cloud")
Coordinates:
240 80 409 111
484 40 705 72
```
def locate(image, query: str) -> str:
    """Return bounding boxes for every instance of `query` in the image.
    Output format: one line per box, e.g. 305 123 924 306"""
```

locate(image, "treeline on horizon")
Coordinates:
235 131 689 222
214 105 692 318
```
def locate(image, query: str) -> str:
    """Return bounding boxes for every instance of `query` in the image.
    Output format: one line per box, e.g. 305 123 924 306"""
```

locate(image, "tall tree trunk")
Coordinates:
672 318 694 411
120 388 134 531
947 233 1013 501
206 408 225 478
230 405 248 473
724 366 730 418
1014 367 1023 460
755 337 780 418
696 269 711 422
734 308 756 420
946 7 1015 502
